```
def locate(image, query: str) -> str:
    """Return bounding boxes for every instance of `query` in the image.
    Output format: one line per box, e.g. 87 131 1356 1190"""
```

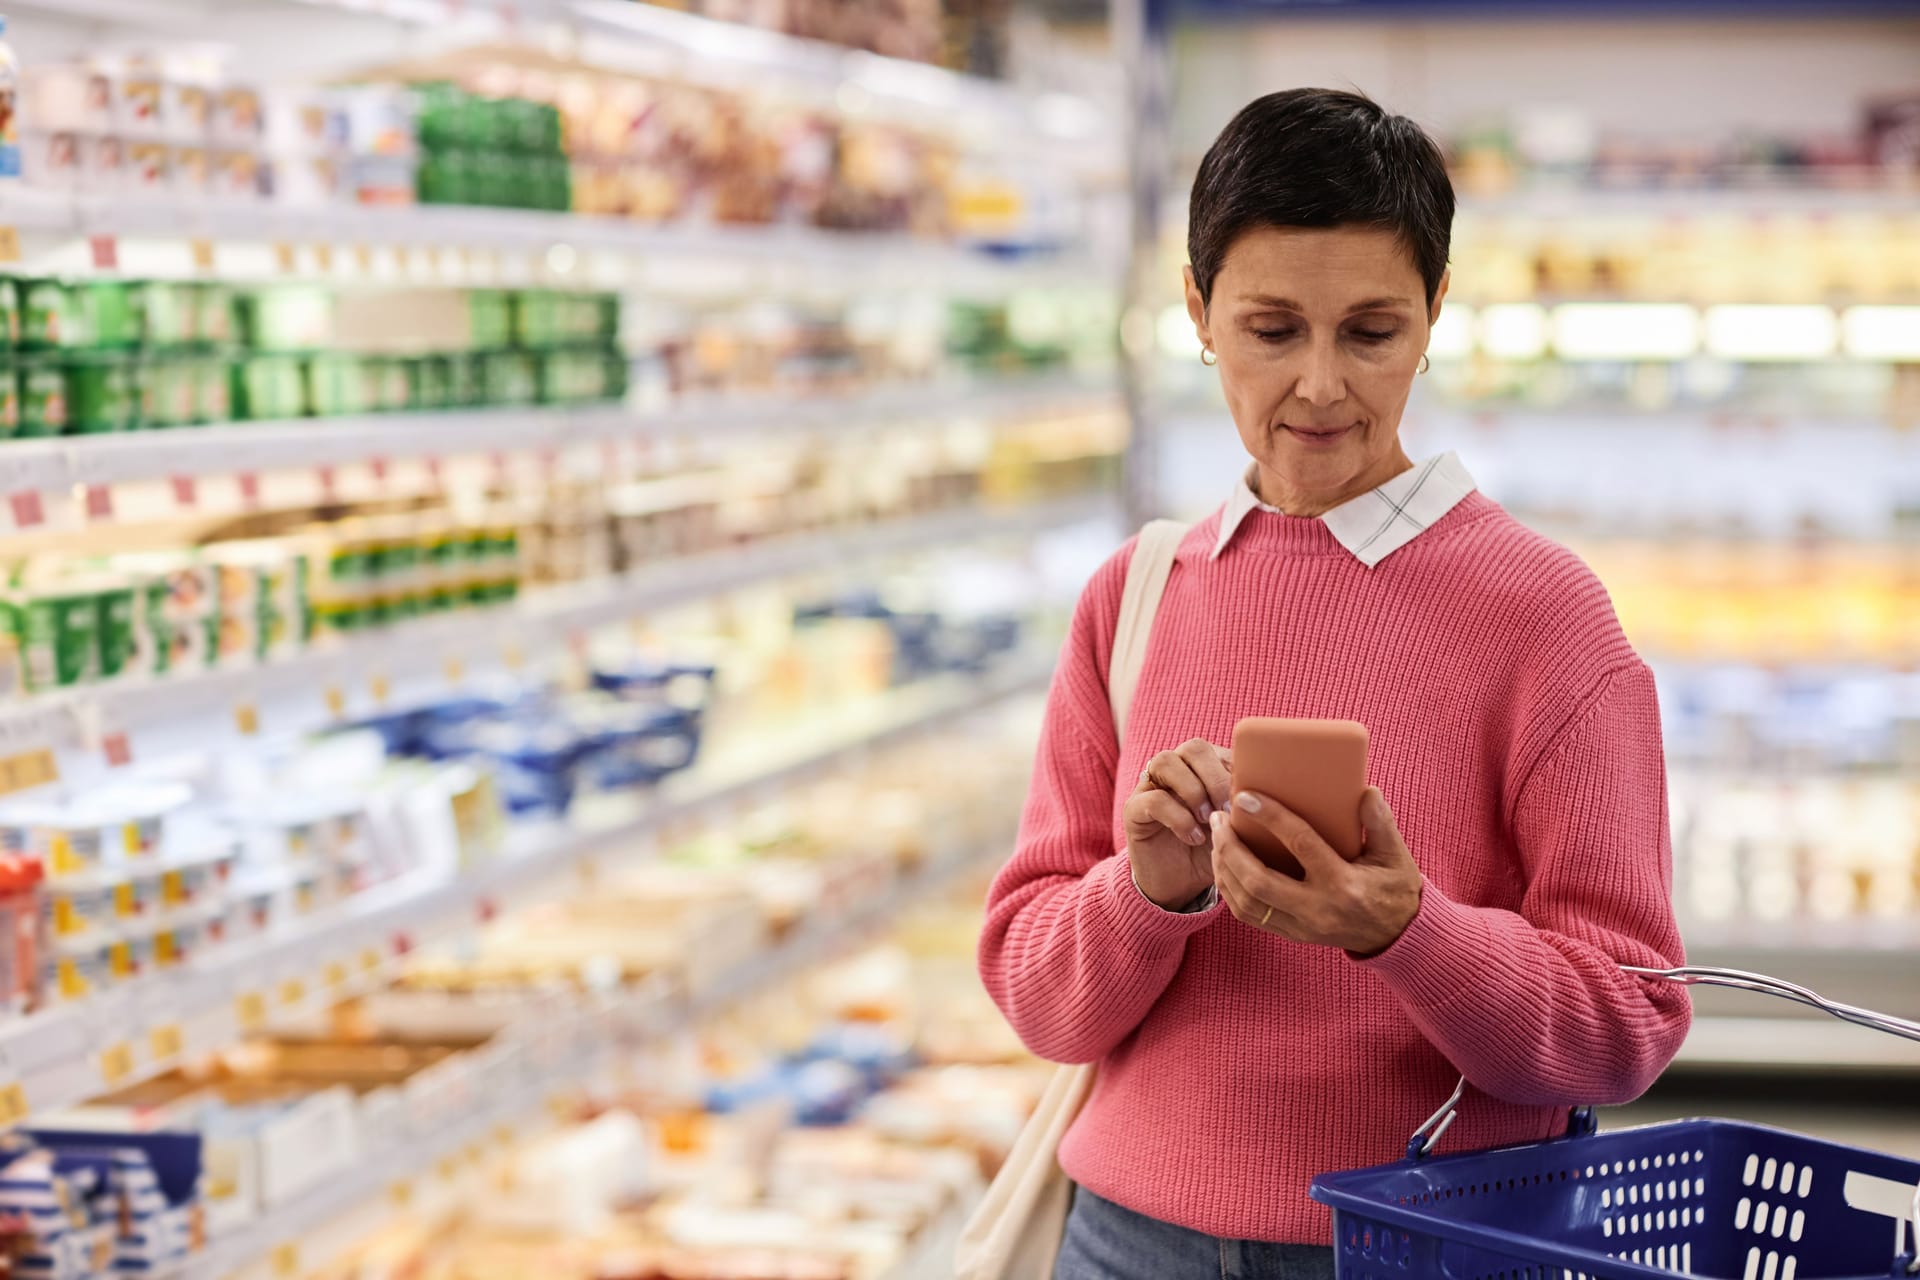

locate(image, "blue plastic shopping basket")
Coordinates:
1310 965 1920 1280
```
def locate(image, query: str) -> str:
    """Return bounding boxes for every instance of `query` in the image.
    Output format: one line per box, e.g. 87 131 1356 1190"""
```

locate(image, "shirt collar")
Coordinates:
1212 452 1478 567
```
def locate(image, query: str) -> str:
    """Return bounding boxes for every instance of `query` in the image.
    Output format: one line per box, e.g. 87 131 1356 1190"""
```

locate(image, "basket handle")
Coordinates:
1621 964 1920 1045
1404 964 1920 1164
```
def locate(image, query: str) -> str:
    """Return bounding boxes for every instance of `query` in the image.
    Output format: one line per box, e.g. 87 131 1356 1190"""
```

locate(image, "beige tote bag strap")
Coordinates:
1109 519 1191 737
953 518 1194 1280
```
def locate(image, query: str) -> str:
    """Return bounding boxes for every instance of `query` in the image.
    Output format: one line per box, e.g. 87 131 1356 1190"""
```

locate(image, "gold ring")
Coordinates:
1260 904 1273 927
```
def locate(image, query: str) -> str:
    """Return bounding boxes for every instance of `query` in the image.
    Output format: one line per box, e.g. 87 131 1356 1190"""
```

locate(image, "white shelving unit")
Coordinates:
0 4 1116 1276
0 492 1116 766
176 816 1016 1280
0 651 1048 1145
0 374 1116 499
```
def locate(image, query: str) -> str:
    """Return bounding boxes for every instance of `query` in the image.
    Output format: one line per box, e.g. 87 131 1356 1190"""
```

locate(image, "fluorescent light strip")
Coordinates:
1704 306 1838 361
1551 304 1699 361
1842 306 1920 360
1478 304 1549 360
1157 304 1202 359
1427 305 1475 360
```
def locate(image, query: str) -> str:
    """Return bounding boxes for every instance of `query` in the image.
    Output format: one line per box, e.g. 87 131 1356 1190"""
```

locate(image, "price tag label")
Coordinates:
103 732 132 769
190 238 215 273
98 1041 134 1087
493 1123 515 1147
360 947 382 974
234 704 260 737
369 456 390 486
324 961 348 991
170 475 198 508
464 1141 484 1167
388 1180 414 1208
424 455 445 489
149 1023 184 1061
278 977 306 1007
353 244 375 274
369 674 390 706
273 242 297 274
314 243 335 273
444 656 464 685
0 1083 29 1125
436 1156 458 1182
9 491 45 528
235 990 267 1032
0 750 59 798
503 642 525 671
316 465 338 502
89 235 119 271
84 484 114 521
237 472 262 508
0 226 21 264
394 245 413 272
271 1242 300 1278
325 686 346 720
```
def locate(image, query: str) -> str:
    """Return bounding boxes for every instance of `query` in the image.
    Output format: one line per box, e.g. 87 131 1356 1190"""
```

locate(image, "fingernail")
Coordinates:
1209 811 1224 829
1200 802 1215 821
1235 792 1261 813
1187 827 1207 846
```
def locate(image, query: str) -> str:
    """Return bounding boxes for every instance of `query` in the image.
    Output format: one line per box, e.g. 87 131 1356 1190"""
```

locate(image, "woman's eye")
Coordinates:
1251 328 1297 343
1351 328 1398 344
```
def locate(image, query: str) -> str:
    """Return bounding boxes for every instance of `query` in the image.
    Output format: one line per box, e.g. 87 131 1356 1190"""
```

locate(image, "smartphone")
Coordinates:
1229 718 1370 878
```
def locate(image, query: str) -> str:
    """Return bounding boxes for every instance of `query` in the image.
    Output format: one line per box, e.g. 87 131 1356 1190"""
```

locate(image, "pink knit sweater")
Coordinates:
978 492 1691 1245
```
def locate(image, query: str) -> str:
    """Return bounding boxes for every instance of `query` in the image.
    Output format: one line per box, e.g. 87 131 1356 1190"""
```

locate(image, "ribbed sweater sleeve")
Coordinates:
1361 659 1692 1105
977 543 1224 1065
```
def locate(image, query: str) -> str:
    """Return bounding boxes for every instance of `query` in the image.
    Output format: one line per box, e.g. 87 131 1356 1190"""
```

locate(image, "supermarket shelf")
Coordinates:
0 492 1115 766
1459 182 1920 219
1672 1017 1920 1076
0 652 1049 1137
0 373 1119 497
177 814 1014 1280
0 187 1106 291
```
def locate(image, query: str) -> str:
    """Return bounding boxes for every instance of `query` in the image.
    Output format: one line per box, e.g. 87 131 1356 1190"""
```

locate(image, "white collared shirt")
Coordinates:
1213 451 1479 568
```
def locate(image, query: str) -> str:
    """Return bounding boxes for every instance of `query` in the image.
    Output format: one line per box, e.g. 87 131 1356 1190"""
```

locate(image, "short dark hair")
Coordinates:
1188 88 1455 309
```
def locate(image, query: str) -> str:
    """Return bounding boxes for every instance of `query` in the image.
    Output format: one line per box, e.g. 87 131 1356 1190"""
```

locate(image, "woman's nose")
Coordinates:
1292 342 1347 406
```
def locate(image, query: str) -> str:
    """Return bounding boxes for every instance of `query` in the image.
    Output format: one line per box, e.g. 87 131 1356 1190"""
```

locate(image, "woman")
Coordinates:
977 88 1691 1279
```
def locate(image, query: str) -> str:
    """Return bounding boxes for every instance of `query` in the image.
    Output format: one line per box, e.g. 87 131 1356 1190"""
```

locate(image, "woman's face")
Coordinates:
1185 224 1447 514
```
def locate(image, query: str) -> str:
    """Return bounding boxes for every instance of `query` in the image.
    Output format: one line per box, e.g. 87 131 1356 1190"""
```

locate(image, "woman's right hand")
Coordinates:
1124 739 1234 910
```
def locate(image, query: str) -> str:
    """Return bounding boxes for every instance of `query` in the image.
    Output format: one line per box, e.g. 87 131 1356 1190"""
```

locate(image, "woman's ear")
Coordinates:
1184 265 1211 352
1428 267 1452 329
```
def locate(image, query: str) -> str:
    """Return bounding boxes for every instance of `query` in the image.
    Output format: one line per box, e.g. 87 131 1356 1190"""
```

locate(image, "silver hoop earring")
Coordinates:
1418 353 1431 375
1200 347 1217 367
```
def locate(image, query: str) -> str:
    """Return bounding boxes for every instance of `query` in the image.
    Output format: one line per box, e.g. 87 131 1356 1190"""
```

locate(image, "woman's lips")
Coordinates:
1282 423 1357 446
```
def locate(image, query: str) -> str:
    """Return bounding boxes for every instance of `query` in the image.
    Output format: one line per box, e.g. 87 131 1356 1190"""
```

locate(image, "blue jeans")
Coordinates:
1054 1186 1337 1280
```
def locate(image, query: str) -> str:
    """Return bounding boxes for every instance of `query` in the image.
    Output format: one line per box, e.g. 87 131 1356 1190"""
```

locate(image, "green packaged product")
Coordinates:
375 358 412 412
191 286 237 349
0 361 17 437
481 350 536 406
447 353 483 408
17 358 68 436
235 355 306 420
96 587 137 679
147 359 198 428
410 356 451 412
64 354 138 433
133 283 192 349
307 353 366 418
18 280 77 350
72 284 141 350
194 358 234 424
0 279 18 348
512 290 559 349
0 590 102 690
468 291 512 350
240 288 332 353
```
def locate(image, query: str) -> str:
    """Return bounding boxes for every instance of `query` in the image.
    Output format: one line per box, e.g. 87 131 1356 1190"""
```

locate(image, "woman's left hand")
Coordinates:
1209 787 1424 957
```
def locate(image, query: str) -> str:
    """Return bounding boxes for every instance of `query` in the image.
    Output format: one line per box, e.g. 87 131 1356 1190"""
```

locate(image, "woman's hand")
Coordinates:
1209 786 1423 956
1124 739 1233 910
